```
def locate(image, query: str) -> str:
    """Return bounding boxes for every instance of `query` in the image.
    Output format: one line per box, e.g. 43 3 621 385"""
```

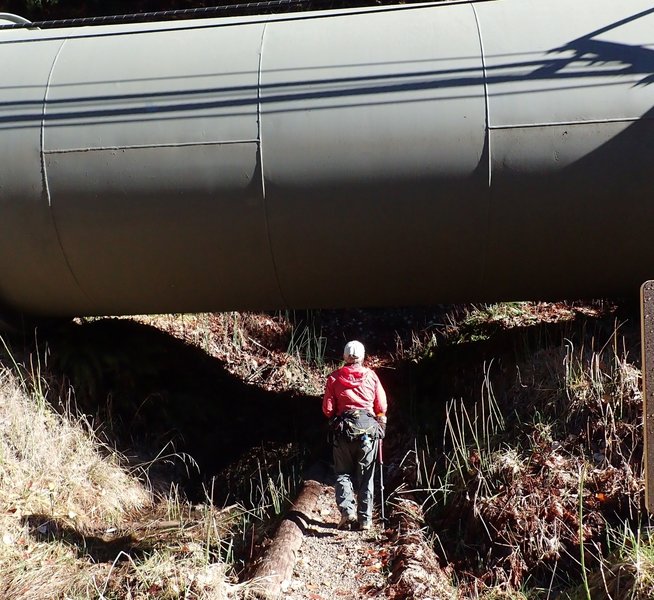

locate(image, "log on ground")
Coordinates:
248 479 324 600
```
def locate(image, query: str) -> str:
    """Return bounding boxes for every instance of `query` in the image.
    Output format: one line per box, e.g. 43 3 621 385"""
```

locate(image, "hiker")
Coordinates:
322 340 387 531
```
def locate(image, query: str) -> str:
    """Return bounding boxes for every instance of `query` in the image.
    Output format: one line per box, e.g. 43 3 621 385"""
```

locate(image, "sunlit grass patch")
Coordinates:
131 311 334 395
0 367 149 531
0 355 251 599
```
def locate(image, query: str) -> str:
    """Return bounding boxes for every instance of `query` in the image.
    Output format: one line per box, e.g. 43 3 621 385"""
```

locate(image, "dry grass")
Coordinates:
4 302 647 598
130 312 332 395
562 523 654 600
0 369 149 529
401 309 648 597
441 301 613 343
0 365 145 598
0 361 250 599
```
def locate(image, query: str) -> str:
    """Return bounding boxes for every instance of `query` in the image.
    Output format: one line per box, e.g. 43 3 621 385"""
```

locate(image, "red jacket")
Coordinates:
322 364 387 419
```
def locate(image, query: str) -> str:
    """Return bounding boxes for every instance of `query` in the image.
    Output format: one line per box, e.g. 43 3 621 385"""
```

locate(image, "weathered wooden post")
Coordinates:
640 282 654 512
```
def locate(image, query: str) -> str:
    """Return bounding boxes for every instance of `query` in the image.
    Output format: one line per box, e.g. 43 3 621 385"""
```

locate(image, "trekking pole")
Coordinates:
378 439 386 523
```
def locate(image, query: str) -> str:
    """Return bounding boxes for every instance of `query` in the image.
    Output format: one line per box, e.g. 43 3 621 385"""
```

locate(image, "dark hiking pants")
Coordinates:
333 434 377 524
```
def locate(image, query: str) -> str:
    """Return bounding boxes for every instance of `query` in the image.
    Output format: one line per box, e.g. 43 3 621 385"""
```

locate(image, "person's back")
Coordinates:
322 341 388 530
323 361 386 418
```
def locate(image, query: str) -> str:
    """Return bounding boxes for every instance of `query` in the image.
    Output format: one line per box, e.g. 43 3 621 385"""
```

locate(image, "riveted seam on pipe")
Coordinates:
257 21 287 306
471 2 492 297
40 39 65 208
0 2 475 36
44 139 260 154
471 2 491 189
41 38 93 304
489 116 652 130
257 26 267 204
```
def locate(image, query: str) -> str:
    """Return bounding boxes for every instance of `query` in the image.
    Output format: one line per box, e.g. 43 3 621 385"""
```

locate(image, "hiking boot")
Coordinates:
358 520 372 531
337 513 357 530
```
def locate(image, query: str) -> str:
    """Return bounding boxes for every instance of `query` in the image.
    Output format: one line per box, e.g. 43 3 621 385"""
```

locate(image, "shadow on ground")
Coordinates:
22 513 153 563
3 318 325 502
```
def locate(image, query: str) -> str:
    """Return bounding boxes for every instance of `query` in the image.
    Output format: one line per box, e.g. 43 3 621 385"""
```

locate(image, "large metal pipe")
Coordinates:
1 0 653 317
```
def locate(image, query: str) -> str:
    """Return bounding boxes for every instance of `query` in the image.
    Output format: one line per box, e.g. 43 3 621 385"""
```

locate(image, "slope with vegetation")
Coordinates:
0 358 244 598
393 301 648 598
0 300 651 598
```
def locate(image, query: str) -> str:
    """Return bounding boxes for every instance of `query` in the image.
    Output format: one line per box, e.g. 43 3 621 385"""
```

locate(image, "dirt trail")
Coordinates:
279 483 388 599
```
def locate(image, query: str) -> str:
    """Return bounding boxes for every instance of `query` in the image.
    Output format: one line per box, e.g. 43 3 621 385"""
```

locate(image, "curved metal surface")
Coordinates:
0 13 31 25
0 0 653 316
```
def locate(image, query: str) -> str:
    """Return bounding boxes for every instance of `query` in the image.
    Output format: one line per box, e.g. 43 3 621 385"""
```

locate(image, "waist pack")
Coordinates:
329 409 380 442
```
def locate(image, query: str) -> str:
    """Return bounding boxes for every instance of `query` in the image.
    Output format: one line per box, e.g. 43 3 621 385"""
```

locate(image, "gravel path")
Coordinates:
281 484 388 600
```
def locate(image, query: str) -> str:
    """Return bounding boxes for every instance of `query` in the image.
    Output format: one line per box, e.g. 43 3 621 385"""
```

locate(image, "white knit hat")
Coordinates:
343 340 365 363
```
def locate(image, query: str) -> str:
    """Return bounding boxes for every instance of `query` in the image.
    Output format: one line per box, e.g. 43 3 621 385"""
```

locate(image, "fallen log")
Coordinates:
386 496 457 600
248 479 323 600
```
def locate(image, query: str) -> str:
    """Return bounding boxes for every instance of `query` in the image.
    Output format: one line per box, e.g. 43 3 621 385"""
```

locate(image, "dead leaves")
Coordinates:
362 546 389 571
